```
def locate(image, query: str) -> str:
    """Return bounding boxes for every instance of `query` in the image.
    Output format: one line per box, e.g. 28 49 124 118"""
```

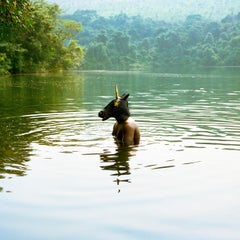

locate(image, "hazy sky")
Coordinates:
48 0 240 20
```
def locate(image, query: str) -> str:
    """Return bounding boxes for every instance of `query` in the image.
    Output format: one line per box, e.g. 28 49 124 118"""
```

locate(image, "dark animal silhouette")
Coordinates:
98 85 140 146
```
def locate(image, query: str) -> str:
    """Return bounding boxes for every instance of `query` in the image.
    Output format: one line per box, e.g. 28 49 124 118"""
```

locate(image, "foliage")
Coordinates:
63 10 240 71
0 0 83 74
0 0 32 31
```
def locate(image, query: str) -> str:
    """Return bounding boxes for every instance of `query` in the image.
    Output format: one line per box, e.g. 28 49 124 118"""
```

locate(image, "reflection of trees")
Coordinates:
0 74 85 191
0 117 32 179
100 146 137 190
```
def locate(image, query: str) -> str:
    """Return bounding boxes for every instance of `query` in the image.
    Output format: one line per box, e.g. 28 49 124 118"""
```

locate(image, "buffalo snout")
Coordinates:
98 111 104 118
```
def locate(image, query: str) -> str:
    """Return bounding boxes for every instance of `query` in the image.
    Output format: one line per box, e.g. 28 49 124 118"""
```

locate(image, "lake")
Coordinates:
0 69 240 240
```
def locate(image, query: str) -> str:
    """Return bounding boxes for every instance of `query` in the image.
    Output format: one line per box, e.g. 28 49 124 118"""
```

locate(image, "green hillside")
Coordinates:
63 10 240 71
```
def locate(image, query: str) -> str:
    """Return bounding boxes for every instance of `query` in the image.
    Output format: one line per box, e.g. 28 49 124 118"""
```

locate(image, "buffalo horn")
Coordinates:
115 84 119 99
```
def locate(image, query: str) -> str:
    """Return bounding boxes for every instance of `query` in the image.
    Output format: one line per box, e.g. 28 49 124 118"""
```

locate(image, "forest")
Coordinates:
0 0 83 74
0 0 240 74
64 10 240 71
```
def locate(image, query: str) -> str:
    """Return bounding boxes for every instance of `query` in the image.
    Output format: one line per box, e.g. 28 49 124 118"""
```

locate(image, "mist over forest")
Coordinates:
62 9 240 71
48 0 240 22
47 0 240 71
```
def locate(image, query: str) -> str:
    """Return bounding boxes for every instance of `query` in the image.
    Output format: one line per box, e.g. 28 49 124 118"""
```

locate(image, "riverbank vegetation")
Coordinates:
64 10 240 71
0 0 83 74
0 1 239 74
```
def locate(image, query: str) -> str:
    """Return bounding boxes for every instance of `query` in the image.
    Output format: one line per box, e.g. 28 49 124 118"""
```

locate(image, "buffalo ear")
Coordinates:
122 93 129 100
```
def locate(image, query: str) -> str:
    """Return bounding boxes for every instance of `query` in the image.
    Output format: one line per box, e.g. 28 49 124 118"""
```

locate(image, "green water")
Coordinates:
0 69 240 240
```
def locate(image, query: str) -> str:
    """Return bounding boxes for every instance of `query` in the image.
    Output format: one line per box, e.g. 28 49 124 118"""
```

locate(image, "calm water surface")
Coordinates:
0 69 240 240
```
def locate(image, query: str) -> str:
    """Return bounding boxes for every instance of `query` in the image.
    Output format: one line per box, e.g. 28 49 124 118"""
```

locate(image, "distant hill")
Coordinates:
47 0 240 21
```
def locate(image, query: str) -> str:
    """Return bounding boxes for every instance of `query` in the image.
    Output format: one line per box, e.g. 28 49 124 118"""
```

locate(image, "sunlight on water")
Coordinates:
0 70 240 240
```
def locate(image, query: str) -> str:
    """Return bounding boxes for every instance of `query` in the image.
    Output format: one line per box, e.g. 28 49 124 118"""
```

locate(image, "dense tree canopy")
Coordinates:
0 0 32 30
1 1 239 74
64 10 240 71
0 0 83 74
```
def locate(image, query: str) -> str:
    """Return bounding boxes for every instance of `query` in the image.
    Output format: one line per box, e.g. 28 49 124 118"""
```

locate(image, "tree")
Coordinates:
0 0 32 33
84 42 111 69
226 36 240 65
0 0 83 74
200 46 220 66
204 32 215 45
63 10 240 70
0 0 33 73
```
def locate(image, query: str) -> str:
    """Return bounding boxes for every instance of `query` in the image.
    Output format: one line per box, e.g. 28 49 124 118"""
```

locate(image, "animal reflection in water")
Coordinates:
98 84 140 146
100 146 138 190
